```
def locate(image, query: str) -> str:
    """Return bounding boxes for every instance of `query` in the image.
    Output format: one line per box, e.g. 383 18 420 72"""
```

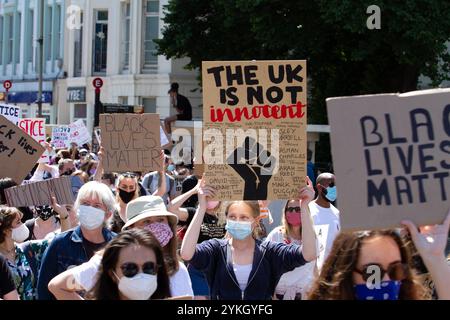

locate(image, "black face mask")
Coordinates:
119 189 135 204
35 206 55 221
61 168 75 176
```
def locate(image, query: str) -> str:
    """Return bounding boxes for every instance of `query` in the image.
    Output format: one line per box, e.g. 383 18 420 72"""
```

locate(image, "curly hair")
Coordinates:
0 206 21 243
307 229 429 300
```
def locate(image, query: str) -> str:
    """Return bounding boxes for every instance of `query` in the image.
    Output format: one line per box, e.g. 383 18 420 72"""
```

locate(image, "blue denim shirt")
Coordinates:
36 226 116 300
190 238 307 300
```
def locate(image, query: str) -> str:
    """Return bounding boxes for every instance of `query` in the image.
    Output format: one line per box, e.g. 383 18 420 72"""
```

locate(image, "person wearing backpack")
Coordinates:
142 155 176 205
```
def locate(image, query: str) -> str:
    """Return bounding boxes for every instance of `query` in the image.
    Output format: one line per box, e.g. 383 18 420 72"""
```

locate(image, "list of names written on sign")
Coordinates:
202 60 307 200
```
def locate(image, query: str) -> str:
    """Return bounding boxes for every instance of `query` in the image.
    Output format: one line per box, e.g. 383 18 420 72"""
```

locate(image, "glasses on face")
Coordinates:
354 262 408 282
286 207 301 213
120 261 158 278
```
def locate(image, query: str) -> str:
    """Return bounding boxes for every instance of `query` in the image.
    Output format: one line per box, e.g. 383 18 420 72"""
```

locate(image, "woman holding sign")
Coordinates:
180 178 317 300
308 210 450 300
266 199 316 300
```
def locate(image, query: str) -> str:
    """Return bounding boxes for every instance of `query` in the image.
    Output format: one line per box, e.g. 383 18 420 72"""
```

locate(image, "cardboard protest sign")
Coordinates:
18 118 49 163
327 88 450 231
4 176 74 207
51 125 71 148
0 115 45 184
100 113 162 172
69 119 91 146
202 60 307 200
0 103 20 124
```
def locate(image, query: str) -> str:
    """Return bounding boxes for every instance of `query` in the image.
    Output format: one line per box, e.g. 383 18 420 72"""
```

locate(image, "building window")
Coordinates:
142 97 156 113
27 10 34 63
0 16 3 64
15 13 21 63
73 11 83 77
45 5 52 60
122 2 131 70
93 10 108 74
142 0 159 72
54 5 61 59
118 96 128 105
7 15 13 64
74 104 87 119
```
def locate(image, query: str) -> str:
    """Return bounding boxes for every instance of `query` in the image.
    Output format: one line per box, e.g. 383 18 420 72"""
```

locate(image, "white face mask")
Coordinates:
115 272 157 300
77 205 105 230
11 223 30 243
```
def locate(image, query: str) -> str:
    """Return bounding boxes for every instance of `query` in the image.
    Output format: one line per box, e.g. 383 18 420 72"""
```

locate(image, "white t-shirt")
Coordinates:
266 226 316 299
232 263 252 291
72 254 194 297
308 201 340 271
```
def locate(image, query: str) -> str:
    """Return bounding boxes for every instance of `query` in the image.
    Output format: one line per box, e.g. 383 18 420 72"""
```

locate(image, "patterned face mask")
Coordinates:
144 222 173 247
35 206 55 221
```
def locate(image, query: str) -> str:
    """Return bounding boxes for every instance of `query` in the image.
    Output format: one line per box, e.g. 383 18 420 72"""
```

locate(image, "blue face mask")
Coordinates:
167 164 175 171
324 186 337 202
225 220 253 240
354 280 401 300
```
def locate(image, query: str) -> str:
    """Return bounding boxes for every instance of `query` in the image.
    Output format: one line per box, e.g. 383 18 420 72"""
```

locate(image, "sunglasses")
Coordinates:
121 172 136 178
286 207 301 213
120 261 158 278
354 262 408 282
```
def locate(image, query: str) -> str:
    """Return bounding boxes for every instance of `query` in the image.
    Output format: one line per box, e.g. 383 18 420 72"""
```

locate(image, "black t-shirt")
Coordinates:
179 207 226 243
176 94 192 118
82 237 106 260
0 254 16 297
181 175 198 208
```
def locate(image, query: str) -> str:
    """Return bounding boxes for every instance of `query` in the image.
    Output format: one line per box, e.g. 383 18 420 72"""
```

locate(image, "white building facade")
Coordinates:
0 0 65 124
58 0 201 131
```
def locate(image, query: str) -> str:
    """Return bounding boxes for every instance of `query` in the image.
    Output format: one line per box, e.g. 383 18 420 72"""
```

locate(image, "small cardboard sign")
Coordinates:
18 118 49 163
0 115 45 184
100 113 162 172
327 88 450 231
4 176 75 207
51 125 71 148
202 60 307 200
0 103 20 125
69 119 92 146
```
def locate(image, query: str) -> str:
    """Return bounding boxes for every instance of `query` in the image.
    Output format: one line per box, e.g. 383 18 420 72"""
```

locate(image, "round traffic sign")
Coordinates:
3 80 12 90
92 78 103 89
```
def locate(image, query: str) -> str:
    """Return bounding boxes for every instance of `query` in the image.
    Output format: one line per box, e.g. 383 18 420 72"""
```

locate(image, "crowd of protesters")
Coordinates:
0 136 449 301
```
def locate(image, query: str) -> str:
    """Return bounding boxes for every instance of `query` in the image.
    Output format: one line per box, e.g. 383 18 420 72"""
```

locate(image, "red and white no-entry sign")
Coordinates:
3 80 12 91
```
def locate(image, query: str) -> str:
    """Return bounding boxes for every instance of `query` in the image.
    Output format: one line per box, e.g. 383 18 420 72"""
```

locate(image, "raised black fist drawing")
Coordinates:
227 137 277 200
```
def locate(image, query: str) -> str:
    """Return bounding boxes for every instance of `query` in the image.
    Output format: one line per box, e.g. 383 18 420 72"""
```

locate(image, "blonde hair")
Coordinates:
224 201 264 239
74 181 116 214
116 174 139 203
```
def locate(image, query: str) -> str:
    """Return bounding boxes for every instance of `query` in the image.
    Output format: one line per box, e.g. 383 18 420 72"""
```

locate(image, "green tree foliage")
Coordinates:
157 0 450 163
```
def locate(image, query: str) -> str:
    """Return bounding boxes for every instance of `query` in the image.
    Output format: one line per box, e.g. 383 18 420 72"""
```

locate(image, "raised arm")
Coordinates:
93 146 104 182
402 210 450 300
299 176 317 262
152 151 167 197
180 180 215 261
167 179 200 222
51 196 71 232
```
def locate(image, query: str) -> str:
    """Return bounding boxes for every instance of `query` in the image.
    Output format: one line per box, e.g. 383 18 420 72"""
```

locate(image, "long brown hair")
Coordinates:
87 229 171 300
160 218 179 276
308 230 429 300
